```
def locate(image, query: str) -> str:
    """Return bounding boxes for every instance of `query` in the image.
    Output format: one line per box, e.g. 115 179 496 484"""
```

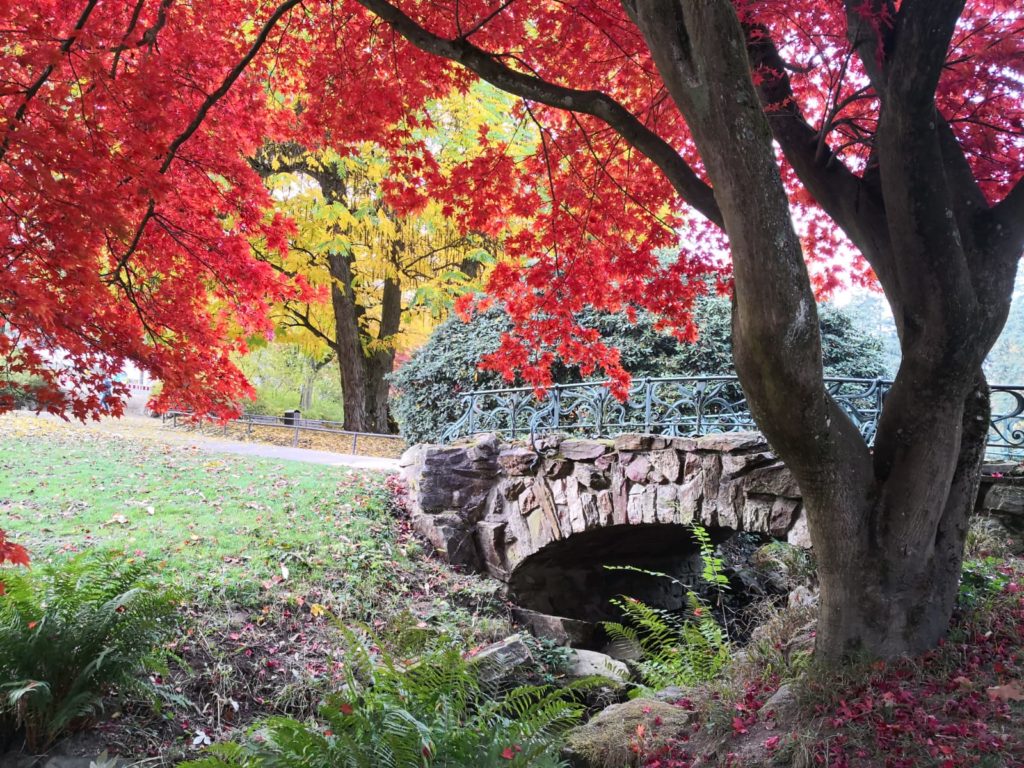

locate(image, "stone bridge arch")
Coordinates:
400 432 809 636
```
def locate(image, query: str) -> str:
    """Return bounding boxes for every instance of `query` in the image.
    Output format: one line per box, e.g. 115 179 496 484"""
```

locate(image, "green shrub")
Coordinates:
0 552 179 752
183 630 584 768
390 299 886 444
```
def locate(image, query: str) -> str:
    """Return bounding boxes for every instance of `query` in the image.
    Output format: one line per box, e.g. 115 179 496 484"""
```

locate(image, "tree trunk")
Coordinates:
806 378 989 659
327 251 373 433
627 0 1014 660
327 250 400 434
299 365 315 411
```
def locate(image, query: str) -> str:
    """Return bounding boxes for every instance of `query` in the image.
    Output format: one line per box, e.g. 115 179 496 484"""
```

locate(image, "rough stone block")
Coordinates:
580 491 600 528
470 634 533 683
721 451 775 479
741 496 774 532
465 433 501 462
655 484 678 523
534 479 564 541
498 447 539 475
613 434 648 451
649 448 683 483
560 439 610 461
669 436 699 452
574 463 610 490
511 607 596 646
626 485 645 524
787 510 812 548
565 481 588 534
770 497 801 537
534 433 564 452
981 484 1024 516
518 484 539 514
742 462 800 498
476 520 508 579
412 512 481 571
624 454 653 483
641 485 658 523
596 489 615 526
567 649 630 683
676 475 702 524
500 478 525 500
695 431 768 453
544 459 574 480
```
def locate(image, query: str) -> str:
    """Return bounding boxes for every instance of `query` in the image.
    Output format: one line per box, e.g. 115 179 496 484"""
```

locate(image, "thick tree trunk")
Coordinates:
808 379 989 659
328 250 400 434
327 251 374 433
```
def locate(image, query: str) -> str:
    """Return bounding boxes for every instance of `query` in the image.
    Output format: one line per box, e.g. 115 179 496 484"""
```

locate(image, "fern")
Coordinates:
0 551 179 752
182 628 585 768
690 524 730 594
602 525 731 694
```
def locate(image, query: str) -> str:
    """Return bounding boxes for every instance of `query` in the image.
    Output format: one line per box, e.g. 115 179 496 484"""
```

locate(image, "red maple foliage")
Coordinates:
3 1 1018 416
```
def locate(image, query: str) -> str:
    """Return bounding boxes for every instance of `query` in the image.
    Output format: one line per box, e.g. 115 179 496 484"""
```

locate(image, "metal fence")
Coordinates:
162 410 405 455
441 376 1024 458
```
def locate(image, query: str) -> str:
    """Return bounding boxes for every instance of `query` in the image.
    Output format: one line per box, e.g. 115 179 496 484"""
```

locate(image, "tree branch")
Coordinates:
353 0 723 228
284 305 338 351
109 0 302 280
745 26 896 297
161 0 302 174
0 0 99 164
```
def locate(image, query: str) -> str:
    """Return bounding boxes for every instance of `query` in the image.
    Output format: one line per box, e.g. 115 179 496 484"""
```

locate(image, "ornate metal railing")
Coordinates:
440 376 1024 458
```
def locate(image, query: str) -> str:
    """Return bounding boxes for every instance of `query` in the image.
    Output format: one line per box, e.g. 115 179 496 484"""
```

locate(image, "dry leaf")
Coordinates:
986 681 1024 702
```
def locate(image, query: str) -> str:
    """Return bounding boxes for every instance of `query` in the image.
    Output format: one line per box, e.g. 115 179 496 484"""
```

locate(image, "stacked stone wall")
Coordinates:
400 431 809 582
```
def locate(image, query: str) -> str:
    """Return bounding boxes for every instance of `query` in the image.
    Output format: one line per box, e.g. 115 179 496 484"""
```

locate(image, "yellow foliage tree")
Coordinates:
252 84 532 432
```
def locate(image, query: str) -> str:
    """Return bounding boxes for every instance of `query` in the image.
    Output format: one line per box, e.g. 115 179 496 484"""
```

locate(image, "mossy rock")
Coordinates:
563 698 694 768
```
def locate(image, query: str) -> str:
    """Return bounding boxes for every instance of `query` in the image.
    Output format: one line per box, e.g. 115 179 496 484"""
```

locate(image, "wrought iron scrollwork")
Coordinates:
440 376 1024 458
988 384 1024 458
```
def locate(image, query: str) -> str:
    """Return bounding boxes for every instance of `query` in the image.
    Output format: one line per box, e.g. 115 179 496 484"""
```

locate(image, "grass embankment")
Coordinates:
0 415 507 761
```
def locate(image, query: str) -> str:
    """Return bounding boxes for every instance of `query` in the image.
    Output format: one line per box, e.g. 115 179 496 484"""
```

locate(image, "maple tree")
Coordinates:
1 0 1022 659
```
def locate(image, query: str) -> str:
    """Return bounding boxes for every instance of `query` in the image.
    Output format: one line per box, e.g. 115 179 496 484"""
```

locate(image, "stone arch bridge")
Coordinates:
400 431 809 639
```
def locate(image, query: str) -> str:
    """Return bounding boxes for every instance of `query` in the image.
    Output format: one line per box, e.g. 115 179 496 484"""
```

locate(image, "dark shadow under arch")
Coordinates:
507 523 732 625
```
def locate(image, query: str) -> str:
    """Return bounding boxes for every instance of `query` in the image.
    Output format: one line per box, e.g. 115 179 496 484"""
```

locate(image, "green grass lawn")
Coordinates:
0 416 510 759
0 417 400 605
0 415 506 634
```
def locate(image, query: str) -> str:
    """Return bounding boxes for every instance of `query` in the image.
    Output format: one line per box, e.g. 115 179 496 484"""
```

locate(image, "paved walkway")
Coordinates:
3 412 400 472
188 438 399 471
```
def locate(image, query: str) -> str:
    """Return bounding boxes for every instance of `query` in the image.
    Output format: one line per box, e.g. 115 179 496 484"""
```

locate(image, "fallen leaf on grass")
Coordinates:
986 681 1024 702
